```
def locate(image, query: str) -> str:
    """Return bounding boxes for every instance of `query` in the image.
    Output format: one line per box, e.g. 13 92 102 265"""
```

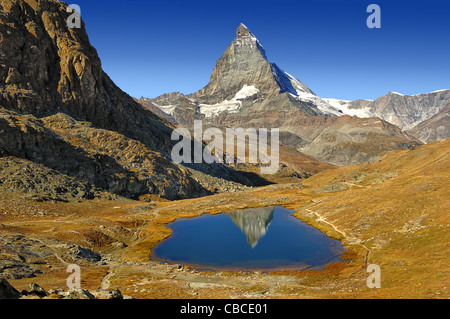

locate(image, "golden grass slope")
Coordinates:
1 139 448 299
296 138 450 297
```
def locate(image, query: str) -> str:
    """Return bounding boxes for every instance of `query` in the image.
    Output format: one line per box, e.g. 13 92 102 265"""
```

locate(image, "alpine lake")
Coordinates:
151 206 346 272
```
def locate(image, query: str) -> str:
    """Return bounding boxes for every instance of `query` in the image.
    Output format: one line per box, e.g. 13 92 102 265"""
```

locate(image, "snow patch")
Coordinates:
233 85 260 100
284 72 312 96
288 90 375 118
154 103 177 116
388 89 449 97
289 92 344 116
430 89 449 94
200 101 242 118
323 98 373 118
199 85 260 118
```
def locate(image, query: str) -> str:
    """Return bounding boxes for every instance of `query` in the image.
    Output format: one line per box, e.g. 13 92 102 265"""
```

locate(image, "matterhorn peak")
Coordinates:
236 23 253 38
232 23 268 63
192 24 315 104
235 23 262 47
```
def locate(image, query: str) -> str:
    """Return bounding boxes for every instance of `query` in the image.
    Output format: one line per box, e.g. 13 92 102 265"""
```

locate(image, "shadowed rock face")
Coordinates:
0 278 21 299
0 0 174 151
226 207 274 248
0 0 209 200
407 103 450 143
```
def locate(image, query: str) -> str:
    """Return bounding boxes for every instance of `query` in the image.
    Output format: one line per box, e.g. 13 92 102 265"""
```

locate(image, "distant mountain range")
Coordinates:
142 25 449 148
324 90 450 131
141 24 449 166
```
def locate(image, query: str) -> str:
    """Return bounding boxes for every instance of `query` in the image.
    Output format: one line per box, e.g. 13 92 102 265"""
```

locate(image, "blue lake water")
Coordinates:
151 206 346 271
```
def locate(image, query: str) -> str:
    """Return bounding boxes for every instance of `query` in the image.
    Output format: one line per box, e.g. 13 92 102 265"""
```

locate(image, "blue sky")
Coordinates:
74 0 450 101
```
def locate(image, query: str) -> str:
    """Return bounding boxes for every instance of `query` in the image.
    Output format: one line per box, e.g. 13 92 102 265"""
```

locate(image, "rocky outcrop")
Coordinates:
65 288 95 299
0 156 102 202
147 92 185 106
0 108 207 200
407 103 450 143
296 116 421 166
0 1 268 200
135 96 178 124
0 278 21 299
0 0 174 151
0 278 130 299
0 0 203 200
27 283 49 298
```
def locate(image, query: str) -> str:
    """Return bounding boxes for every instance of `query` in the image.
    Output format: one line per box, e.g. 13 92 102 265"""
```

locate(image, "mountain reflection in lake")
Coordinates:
151 206 346 271
226 207 274 248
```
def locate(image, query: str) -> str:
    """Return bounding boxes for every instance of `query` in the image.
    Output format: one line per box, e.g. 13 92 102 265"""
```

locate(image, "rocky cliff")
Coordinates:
407 103 450 143
0 0 266 201
213 111 420 166
0 0 174 150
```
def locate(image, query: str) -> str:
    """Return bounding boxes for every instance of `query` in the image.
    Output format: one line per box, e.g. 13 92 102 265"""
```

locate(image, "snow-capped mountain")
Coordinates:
192 24 315 105
332 90 450 130
288 89 450 131
183 23 322 118
140 24 427 166
148 23 450 129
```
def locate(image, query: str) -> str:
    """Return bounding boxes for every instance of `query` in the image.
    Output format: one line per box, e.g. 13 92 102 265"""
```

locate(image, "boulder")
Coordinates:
28 282 48 298
65 288 96 300
0 278 21 299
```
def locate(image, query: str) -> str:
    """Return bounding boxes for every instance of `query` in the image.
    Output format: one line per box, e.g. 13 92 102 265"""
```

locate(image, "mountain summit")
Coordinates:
193 24 314 104
236 23 257 40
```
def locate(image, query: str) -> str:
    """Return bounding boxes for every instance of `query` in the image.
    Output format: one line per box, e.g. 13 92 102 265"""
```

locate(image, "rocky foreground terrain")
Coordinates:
0 139 448 299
